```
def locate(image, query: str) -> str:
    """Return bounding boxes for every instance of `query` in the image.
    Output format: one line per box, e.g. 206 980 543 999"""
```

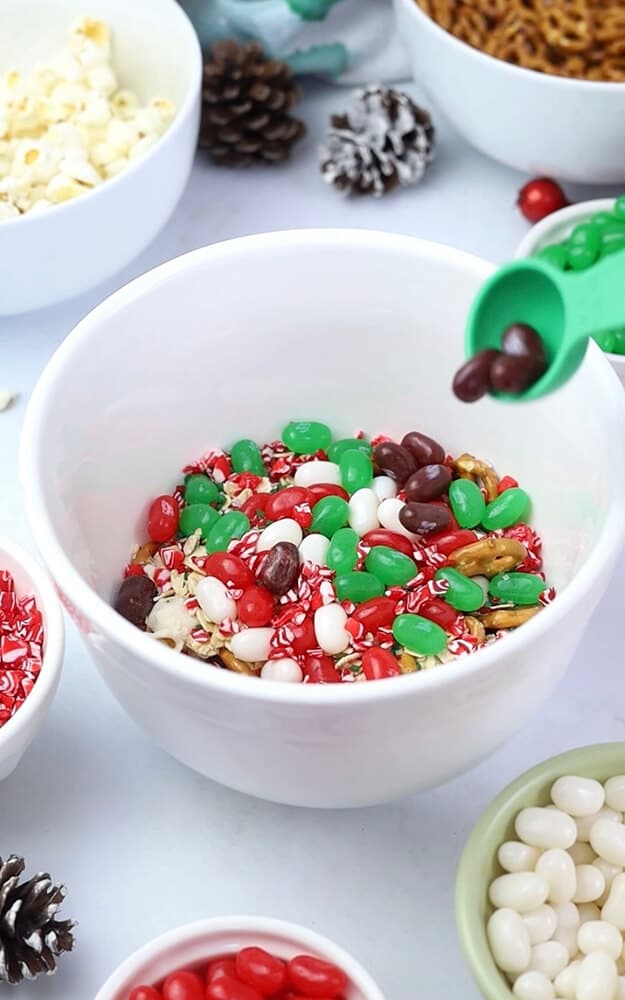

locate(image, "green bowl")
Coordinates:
456 742 625 1000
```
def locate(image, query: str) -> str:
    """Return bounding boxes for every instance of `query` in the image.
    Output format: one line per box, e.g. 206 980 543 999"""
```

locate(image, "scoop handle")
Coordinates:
555 251 625 344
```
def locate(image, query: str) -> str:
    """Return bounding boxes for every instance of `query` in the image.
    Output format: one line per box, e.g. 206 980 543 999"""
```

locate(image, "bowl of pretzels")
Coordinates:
394 0 625 183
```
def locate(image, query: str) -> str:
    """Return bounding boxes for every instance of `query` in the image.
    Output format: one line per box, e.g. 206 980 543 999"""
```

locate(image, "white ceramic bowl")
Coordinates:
0 0 201 315
94 916 385 1000
393 0 625 183
514 198 625 389
21 229 625 808
0 537 64 781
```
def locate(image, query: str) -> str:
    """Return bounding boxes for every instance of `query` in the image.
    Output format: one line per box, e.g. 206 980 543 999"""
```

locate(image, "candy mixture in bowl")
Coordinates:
114 420 553 684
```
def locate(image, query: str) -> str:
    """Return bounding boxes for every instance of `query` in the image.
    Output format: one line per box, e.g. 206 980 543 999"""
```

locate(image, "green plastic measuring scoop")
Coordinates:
465 249 625 402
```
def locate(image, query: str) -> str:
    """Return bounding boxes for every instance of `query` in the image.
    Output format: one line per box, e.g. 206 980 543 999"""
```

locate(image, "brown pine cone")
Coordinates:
200 40 306 167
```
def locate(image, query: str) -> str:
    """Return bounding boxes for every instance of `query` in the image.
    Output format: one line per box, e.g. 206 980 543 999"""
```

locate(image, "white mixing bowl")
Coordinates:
393 0 625 183
21 230 625 807
0 0 201 314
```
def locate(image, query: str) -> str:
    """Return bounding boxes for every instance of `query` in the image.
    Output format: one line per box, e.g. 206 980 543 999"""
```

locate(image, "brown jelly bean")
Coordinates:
372 441 416 486
452 349 501 403
399 501 451 536
401 431 445 466
114 575 157 628
501 322 546 363
404 464 452 502
258 541 300 595
490 353 546 395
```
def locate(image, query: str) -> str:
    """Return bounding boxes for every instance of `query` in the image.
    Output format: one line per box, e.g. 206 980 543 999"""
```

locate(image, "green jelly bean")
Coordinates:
326 527 359 575
594 329 616 353
310 496 349 538
184 473 220 506
365 545 416 587
612 329 625 354
230 438 266 476
335 571 385 603
328 438 372 463
537 244 567 270
448 479 486 529
392 613 447 656
435 568 485 613
339 448 373 495
598 218 625 257
481 488 530 531
205 510 250 554
282 420 332 455
567 243 597 271
569 221 601 253
591 212 617 231
489 572 545 606
601 234 625 257
614 195 625 221
179 503 219 540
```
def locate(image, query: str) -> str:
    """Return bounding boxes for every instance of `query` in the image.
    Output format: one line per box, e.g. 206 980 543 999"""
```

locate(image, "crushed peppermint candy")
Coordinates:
0 570 44 727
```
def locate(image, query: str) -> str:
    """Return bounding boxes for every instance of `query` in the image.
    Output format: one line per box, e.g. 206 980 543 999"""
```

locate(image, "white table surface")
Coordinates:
1 80 624 1000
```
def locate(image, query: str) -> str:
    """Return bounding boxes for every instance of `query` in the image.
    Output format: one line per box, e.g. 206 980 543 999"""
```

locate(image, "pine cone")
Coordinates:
320 86 436 198
200 40 306 167
0 856 74 985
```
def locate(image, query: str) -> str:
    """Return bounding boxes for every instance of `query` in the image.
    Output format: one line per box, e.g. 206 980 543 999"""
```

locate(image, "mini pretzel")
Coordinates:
478 606 542 629
219 649 259 675
399 652 418 673
451 453 499 501
452 6 490 46
464 616 486 643
448 537 527 578
132 541 160 564
536 0 594 51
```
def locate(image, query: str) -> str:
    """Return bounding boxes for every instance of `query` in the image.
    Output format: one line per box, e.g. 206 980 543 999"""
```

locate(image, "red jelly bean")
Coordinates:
206 976 263 1000
265 487 311 522
129 988 162 1000
237 586 275 627
206 959 238 983
351 596 397 632
428 529 476 556
203 553 255 590
236 947 287 994
239 493 271 523
162 970 204 1000
289 617 317 655
307 483 349 503
419 598 458 631
362 647 401 681
302 654 340 683
362 529 414 558
147 495 180 543
287 956 348 998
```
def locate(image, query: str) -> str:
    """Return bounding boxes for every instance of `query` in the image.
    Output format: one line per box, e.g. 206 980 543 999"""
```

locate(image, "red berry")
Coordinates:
203 553 255 590
235 946 287 994
129 988 162 1000
351 596 397 632
517 176 569 223
162 969 204 1000
147 495 180 543
205 975 263 1000
362 529 414 558
265 487 311 522
361 647 401 680
206 959 238 983
418 598 458 631
287 956 347 998
307 483 349 503
302 654 340 683
237 586 275 627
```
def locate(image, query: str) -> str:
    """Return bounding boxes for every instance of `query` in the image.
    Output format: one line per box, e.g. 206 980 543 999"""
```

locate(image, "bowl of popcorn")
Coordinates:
21 229 625 807
0 0 201 314
457 744 625 1000
0 537 64 782
393 0 625 182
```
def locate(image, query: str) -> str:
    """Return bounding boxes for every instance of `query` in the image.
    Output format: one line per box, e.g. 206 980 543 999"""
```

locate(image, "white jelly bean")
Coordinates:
602 873 625 930
377 497 417 539
313 603 349 655
298 532 329 566
348 487 379 536
536 850 577 904
523 905 559 945
257 518 303 552
569 843 597 866
554 901 581 929
195 576 236 624
617 976 625 1000
577 809 622 843
487 908 532 975
576 951 618 1000
551 777 606 818
513 971 555 1000
529 941 569 980
574 866 606 904
605 778 625 813
371 475 397 502
554 961 581 1000
490 873 550 913
516 808 578 850
500 842 543 873
553 924 579 961
577 920 623 960
590 821 625 867
230 627 273 662
578 902 602 924
260 657 303 683
619 958 625 976
293 460 341 488
595 860 623 906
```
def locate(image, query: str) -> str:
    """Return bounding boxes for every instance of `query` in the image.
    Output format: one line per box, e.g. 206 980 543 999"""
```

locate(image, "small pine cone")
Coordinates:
200 40 306 167
0 856 75 985
320 85 435 197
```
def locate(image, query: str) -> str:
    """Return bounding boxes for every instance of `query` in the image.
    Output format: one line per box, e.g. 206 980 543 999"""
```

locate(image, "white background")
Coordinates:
0 81 624 1000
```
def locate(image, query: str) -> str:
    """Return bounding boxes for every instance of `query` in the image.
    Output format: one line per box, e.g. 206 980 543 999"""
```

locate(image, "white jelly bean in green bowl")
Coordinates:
456 743 625 1000
515 198 625 389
